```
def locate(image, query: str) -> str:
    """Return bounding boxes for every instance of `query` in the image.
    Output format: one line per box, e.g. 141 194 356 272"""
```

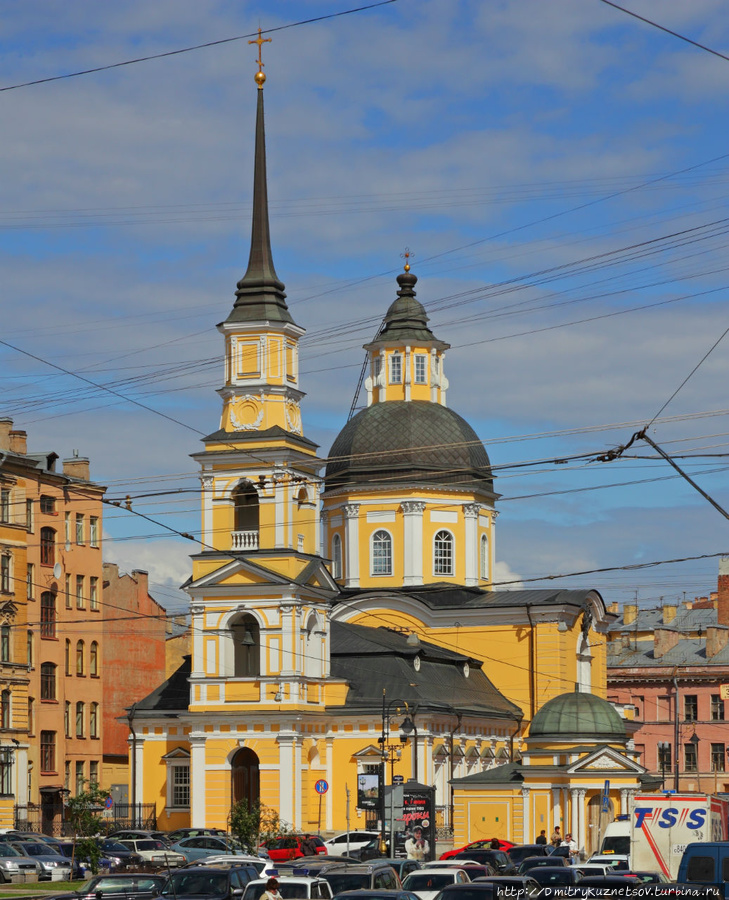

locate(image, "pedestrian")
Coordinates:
535 830 547 846
560 832 579 865
550 826 561 847
262 878 281 900
300 834 317 857
489 838 501 850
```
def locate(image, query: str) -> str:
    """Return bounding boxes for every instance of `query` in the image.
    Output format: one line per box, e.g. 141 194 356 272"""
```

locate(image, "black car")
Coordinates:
473 876 541 896
451 852 515 875
322 863 401 895
507 845 552 865
374 861 421 881
430 885 501 900
517 856 568 874
529 867 581 886
158 865 259 900
99 840 145 870
331 892 419 900
45 873 168 900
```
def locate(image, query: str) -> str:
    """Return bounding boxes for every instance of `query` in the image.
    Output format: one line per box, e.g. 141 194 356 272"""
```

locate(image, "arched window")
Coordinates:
331 534 342 580
40 527 55 566
231 614 260 677
434 530 454 576
40 663 56 701
1 690 10 729
480 534 489 580
76 640 85 676
371 530 392 576
90 702 98 739
76 701 85 738
232 482 259 550
90 642 98 677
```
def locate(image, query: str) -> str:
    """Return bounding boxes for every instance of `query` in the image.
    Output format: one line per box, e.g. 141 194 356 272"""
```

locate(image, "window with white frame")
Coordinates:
89 517 99 548
331 534 342 580
433 530 454 576
89 576 98 610
371 530 393 576
373 357 382 379
76 575 84 609
414 354 427 384
389 353 402 384
166 759 190 808
480 534 489 579
75 514 84 545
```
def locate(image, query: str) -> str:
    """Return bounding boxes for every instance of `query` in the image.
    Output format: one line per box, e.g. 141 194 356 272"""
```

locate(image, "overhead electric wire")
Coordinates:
0 1 399 93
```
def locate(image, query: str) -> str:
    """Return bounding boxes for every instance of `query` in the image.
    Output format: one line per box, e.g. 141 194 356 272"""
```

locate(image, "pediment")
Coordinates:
352 744 382 760
161 747 190 761
567 745 645 775
189 557 290 591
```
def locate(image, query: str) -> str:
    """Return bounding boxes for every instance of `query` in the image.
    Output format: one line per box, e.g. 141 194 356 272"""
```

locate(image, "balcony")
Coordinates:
232 530 258 551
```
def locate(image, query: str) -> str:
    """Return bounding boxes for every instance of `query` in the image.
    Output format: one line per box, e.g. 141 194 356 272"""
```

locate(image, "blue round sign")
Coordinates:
315 779 329 794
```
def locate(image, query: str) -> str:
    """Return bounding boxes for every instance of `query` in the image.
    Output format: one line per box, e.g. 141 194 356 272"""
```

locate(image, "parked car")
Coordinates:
118 839 186 868
110 831 171 844
449 853 515 876
627 871 671 884
585 854 629 870
321 863 401 894
0 842 39 883
528 867 582 887
186 855 267 874
517 856 568 874
427 884 501 900
170 836 248 863
506 845 552 866
401 868 470 900
97 839 145 870
8 840 73 881
440 841 513 861
167 829 229 844
45 872 167 900
574 865 611 878
375 860 421 881
242 875 334 900
473 876 541 896
324 833 381 860
264 836 327 862
331 892 420 900
159 866 261 900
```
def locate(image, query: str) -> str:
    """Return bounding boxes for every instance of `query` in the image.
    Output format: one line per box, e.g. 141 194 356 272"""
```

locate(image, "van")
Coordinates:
676 841 729 891
320 862 401 894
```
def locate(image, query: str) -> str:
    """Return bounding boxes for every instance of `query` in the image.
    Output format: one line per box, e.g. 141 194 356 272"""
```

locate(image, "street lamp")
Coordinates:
657 741 669 790
379 690 415 853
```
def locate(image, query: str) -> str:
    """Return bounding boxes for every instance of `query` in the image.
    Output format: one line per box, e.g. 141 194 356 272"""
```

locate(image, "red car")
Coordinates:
440 839 514 860
263 835 327 861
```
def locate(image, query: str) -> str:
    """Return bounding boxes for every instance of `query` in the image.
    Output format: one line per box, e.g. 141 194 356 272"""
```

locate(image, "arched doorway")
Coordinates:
231 614 260 677
231 747 260 809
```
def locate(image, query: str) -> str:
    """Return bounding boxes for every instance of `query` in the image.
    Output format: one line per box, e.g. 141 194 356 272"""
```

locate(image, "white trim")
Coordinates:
433 529 455 578
370 528 393 577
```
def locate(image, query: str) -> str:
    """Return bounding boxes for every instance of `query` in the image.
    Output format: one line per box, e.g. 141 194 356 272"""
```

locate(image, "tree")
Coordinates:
229 800 288 854
65 780 111 875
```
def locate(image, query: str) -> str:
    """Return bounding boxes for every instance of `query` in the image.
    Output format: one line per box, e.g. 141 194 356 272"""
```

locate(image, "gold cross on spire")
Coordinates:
401 247 415 272
249 27 271 88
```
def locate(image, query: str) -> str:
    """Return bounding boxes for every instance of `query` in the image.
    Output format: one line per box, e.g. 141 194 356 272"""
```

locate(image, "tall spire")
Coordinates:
225 34 294 325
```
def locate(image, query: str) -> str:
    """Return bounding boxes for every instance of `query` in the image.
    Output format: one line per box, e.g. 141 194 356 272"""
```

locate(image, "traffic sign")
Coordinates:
393 775 404 784
601 780 610 813
104 796 113 809
315 779 329 794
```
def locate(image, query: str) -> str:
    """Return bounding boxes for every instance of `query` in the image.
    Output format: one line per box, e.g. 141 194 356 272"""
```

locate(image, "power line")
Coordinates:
0 1 399 93
597 0 729 65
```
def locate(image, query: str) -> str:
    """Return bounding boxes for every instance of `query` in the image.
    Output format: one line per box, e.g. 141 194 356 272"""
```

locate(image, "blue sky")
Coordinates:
1 0 729 612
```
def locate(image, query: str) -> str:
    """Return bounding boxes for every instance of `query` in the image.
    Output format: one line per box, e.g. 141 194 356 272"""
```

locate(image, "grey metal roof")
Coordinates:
529 691 625 741
366 272 448 348
324 401 494 494
133 655 192 712
333 585 599 612
607 605 716 633
202 426 318 451
608 636 729 667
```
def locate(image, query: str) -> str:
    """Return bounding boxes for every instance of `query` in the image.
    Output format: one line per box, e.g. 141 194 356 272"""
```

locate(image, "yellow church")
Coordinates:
132 62 650 850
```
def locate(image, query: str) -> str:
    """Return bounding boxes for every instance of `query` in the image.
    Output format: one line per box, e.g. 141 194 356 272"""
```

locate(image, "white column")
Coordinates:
274 475 285 548
463 504 481 586
314 485 322 558
277 732 296 826
577 789 586 860
344 505 360 588
552 788 562 833
521 787 531 843
570 789 579 845
280 603 295 677
190 735 207 827
201 476 213 547
191 605 204 678
401 502 425 586
293 735 302 830
404 345 411 402
620 789 629 816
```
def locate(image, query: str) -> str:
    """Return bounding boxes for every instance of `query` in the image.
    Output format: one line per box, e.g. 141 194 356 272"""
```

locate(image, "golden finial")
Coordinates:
249 27 271 88
401 247 414 272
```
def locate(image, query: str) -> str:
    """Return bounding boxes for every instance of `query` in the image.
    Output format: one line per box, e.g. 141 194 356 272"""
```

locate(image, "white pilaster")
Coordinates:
570 789 579 846
326 737 334 831
620 789 629 815
201 476 213 547
277 732 296 826
577 789 586 860
463 503 481 586
190 735 206 827
274 477 285 548
344 505 360 588
191 605 204 678
521 787 531 843
404 345 411 402
401 501 425 586
280 604 295 677
552 787 561 832
14 746 28 806
294 735 302 829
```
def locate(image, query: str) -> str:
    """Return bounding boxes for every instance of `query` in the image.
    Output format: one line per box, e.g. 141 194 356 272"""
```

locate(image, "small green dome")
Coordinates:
529 691 626 742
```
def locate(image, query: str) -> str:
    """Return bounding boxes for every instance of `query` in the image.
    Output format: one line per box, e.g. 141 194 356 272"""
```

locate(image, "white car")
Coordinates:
586 854 630 870
402 868 471 900
322 831 380 858
242 875 334 900
187 854 267 873
118 839 186 867
423 861 479 869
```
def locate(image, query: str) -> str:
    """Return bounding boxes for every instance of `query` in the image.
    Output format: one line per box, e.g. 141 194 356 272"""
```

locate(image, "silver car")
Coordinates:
0 842 39 883
9 841 72 881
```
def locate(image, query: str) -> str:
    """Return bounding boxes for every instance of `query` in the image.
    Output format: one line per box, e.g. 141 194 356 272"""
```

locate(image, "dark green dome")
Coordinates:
529 691 626 742
324 400 494 494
